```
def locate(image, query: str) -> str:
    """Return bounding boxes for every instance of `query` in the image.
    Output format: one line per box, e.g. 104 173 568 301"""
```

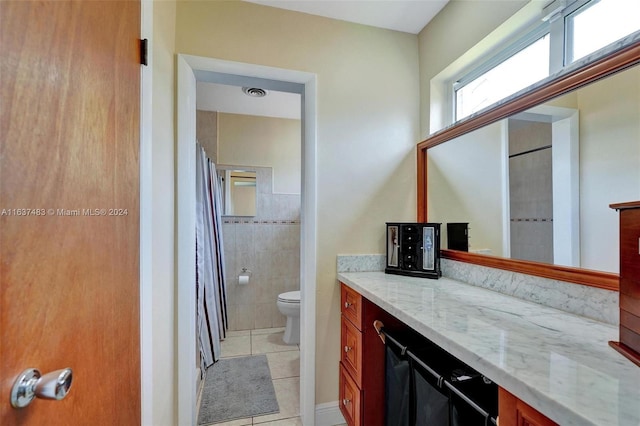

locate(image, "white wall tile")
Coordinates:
235 304 255 330
254 303 273 329
221 166 300 331
272 304 287 328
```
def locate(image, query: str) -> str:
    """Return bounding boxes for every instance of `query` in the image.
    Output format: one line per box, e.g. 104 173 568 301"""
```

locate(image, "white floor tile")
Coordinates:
266 350 300 379
226 330 250 337
251 327 285 336
220 335 251 358
252 377 300 423
254 416 303 425
206 418 252 426
252 331 296 354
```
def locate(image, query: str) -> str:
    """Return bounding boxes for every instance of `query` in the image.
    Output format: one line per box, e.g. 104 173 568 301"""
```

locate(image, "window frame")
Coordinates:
453 23 551 121
563 0 600 65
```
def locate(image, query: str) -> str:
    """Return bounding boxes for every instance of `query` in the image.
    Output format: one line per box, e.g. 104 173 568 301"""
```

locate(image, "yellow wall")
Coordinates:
175 0 420 405
196 110 218 163
151 0 177 424
577 67 640 272
218 113 302 194
427 121 505 255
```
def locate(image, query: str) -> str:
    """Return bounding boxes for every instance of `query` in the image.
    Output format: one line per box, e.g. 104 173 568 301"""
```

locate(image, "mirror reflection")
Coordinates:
427 64 640 274
220 169 257 216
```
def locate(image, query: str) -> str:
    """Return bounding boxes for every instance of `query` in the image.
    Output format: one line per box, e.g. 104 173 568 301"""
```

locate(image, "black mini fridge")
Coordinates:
386 223 441 279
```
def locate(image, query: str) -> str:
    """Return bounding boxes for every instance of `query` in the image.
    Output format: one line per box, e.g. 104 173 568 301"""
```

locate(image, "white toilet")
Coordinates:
277 290 300 345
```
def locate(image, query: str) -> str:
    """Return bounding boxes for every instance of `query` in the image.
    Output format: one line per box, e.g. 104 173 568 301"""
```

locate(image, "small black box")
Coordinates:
447 223 469 252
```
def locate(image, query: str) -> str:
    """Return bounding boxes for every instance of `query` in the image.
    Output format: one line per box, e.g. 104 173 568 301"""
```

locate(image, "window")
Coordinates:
455 34 550 120
453 0 640 121
566 0 640 63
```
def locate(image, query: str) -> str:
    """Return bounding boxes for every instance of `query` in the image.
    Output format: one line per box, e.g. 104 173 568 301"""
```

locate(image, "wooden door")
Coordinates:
1 1 141 424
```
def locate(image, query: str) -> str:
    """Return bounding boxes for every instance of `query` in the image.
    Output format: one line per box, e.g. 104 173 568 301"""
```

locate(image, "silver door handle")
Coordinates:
10 368 73 408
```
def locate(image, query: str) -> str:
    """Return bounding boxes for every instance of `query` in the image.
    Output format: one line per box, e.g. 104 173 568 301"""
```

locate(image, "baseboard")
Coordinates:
315 401 346 426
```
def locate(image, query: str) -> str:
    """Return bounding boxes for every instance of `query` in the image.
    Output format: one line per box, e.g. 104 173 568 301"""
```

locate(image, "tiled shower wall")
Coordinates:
221 165 300 331
508 119 553 263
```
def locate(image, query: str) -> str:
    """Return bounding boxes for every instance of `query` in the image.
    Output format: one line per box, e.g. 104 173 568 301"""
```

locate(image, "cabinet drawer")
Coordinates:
341 283 363 329
499 387 558 426
620 209 640 280
341 316 363 385
339 364 362 426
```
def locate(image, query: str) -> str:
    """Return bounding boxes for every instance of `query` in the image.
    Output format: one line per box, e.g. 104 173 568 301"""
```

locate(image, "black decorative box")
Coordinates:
385 223 441 279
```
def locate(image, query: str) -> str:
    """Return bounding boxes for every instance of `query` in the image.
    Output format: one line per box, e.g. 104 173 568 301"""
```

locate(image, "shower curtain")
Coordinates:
196 142 228 369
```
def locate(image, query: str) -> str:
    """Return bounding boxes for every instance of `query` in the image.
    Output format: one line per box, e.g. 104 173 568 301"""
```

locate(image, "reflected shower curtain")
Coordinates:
196 142 228 369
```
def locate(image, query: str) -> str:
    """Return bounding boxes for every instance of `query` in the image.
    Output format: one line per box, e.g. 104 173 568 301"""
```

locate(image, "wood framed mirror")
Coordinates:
417 39 640 291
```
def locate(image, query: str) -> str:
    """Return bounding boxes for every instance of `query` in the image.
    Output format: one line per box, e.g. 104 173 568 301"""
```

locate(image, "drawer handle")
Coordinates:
344 302 353 308
344 346 352 353
343 398 351 406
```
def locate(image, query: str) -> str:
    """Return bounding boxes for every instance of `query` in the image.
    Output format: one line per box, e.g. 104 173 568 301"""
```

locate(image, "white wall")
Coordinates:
218 113 302 194
151 0 177 424
175 0 419 404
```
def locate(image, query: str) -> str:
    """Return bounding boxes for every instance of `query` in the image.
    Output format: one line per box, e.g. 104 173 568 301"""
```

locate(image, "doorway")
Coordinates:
177 55 318 426
504 105 580 267
196 80 303 423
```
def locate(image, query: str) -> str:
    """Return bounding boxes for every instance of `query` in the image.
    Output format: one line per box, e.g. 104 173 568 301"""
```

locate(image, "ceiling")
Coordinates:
197 1 450 118
243 0 449 34
196 82 301 119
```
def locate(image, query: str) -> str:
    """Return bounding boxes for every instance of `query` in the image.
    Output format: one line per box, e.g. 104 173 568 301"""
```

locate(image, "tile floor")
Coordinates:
199 327 302 426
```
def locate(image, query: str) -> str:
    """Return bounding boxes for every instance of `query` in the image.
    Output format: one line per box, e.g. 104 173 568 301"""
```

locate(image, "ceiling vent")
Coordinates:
242 87 268 98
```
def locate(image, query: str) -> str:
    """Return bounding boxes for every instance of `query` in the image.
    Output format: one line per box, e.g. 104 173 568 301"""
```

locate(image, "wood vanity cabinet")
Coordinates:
339 282 401 426
609 201 640 367
339 282 560 426
498 388 558 426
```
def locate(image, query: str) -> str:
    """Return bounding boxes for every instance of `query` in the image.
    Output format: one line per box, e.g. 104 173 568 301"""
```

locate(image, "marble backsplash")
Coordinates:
336 254 618 325
337 254 386 273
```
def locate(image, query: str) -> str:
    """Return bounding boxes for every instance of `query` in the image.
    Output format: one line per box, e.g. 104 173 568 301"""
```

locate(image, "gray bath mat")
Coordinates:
198 354 279 425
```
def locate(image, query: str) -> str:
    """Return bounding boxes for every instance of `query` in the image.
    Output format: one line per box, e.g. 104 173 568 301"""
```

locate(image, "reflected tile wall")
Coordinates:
221 165 300 331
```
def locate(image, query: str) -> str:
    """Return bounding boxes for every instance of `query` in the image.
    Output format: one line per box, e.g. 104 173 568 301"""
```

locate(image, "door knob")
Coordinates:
10 368 73 408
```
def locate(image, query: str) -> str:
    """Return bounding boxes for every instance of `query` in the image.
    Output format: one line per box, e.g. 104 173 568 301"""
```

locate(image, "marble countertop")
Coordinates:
338 271 640 426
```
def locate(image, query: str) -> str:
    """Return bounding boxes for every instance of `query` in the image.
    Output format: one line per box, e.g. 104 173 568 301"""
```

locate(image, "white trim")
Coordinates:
300 75 317 426
177 54 318 426
550 111 580 267
314 402 346 426
177 54 198 426
500 120 511 259
139 1 153 425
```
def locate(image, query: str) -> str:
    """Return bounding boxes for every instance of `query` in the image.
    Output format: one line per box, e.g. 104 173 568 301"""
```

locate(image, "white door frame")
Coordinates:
177 54 318 426
139 2 153 425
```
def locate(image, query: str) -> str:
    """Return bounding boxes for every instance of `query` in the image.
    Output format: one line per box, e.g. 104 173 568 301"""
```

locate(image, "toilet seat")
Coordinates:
278 290 300 303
